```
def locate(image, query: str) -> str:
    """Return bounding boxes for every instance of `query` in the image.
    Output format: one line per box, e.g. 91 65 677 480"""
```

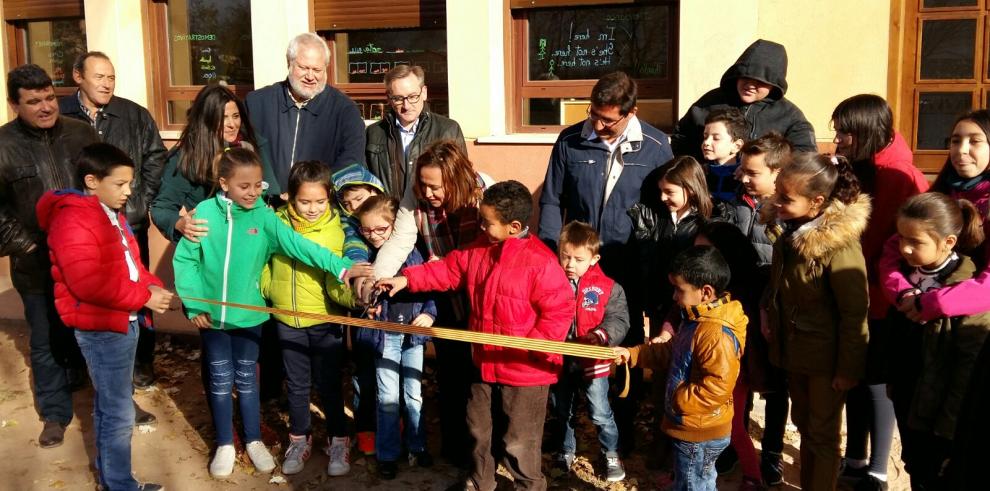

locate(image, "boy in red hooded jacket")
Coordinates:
37 143 172 491
377 180 573 491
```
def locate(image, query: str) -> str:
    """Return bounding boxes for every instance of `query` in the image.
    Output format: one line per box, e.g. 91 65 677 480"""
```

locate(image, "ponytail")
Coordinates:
957 199 985 253
778 152 861 206
899 193 985 254
830 156 861 205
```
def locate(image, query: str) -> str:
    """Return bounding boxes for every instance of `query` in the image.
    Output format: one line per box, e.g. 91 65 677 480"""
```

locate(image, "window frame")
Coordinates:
3 0 87 99
507 0 679 134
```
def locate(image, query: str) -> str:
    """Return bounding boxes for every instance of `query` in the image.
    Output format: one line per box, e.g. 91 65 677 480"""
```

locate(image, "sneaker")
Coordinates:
554 452 575 472
739 476 767 491
209 444 236 478
356 431 376 456
39 421 66 448
134 362 156 389
760 451 784 486
138 484 164 491
327 436 351 476
605 455 626 482
281 434 312 475
246 440 276 473
409 450 433 468
378 460 398 480
854 475 889 491
841 459 870 480
716 445 739 475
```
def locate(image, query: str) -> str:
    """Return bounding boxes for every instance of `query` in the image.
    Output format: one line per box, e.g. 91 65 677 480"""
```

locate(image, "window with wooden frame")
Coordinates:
892 0 989 172
509 0 678 133
314 0 449 121
147 0 254 132
3 0 86 98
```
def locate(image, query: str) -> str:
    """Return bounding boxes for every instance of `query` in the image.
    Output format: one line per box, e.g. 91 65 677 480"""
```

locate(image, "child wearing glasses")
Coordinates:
353 194 436 480
259 160 358 477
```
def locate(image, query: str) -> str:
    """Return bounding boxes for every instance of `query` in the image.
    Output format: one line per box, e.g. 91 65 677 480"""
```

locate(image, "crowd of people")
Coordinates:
1 31 988 491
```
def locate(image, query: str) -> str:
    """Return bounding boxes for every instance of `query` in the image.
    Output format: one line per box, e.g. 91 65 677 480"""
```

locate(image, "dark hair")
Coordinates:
830 94 894 164
354 194 399 224
591 71 637 115
559 221 601 256
481 180 532 225
778 152 861 206
740 131 793 171
217 147 262 181
696 221 760 292
704 107 750 142
898 193 985 253
339 183 379 196
670 245 731 294
75 143 134 187
657 156 714 218
72 51 111 76
177 84 259 185
7 64 53 102
931 109 990 193
287 160 332 199
414 140 482 213
384 64 425 89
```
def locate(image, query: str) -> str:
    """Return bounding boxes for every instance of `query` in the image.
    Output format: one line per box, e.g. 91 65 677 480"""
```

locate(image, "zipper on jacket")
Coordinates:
291 260 300 328
44 132 65 190
289 109 301 169
220 202 233 328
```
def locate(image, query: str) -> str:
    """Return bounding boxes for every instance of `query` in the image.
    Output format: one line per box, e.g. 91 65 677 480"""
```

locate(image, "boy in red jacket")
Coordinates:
377 180 573 491
37 143 172 491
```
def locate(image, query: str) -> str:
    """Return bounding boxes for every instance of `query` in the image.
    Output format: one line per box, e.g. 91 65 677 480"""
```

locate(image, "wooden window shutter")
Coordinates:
313 0 445 31
3 0 84 20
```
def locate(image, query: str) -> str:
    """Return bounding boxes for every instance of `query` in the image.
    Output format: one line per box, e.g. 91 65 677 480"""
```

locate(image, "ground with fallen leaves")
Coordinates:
0 320 909 490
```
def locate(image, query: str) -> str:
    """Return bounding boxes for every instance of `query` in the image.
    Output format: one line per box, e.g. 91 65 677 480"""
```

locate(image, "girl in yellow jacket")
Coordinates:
260 161 355 477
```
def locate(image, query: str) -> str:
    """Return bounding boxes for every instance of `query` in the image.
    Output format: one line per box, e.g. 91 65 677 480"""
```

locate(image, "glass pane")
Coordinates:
917 92 972 150
168 100 193 126
167 0 253 86
527 5 670 81
923 0 977 7
919 18 976 79
24 19 87 88
522 98 672 129
329 28 447 85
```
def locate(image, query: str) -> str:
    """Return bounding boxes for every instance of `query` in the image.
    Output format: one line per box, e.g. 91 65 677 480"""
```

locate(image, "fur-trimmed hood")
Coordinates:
762 194 872 264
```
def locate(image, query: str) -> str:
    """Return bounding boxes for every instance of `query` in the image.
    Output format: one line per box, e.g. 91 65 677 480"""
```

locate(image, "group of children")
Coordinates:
34 60 990 491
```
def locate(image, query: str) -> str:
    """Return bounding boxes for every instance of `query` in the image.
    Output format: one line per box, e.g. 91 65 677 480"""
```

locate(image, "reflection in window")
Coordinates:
917 92 972 150
167 0 253 86
919 19 976 80
523 98 674 130
923 0 977 7
25 19 87 88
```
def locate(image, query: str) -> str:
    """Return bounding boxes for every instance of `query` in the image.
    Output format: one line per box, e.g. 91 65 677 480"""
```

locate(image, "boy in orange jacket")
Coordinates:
614 246 747 490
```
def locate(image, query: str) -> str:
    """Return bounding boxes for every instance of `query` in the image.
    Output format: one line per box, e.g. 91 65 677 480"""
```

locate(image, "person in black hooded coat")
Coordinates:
671 39 817 158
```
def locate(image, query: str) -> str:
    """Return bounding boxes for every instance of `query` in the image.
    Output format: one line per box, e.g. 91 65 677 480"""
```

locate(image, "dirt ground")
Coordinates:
0 320 910 490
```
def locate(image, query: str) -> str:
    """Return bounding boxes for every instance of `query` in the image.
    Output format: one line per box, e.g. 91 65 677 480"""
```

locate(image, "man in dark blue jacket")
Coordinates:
246 32 366 191
538 71 673 455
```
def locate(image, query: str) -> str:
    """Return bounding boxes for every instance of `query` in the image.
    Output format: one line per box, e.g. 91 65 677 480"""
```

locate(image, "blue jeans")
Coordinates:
200 326 262 445
21 292 74 424
671 436 730 491
375 333 425 461
75 320 139 491
551 367 620 456
277 322 346 437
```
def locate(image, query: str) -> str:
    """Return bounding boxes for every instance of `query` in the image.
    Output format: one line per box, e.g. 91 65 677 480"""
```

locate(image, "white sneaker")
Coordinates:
281 434 312 475
209 444 236 478
246 440 277 473
327 436 351 476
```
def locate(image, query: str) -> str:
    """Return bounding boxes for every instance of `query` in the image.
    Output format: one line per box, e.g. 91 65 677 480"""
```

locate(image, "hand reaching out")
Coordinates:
613 347 631 365
375 276 409 297
175 208 208 242
144 285 174 314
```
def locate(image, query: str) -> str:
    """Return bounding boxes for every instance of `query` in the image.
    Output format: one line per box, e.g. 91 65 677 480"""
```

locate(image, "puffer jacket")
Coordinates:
59 93 167 230
725 193 773 267
624 295 748 442
331 163 387 263
0 116 98 294
402 233 574 386
568 264 630 379
37 190 163 333
261 204 354 327
671 39 816 159
366 109 466 200
764 194 871 379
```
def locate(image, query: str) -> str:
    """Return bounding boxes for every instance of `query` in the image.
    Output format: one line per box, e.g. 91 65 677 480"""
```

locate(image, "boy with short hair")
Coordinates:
37 143 172 491
730 132 793 267
614 246 747 491
551 221 629 482
702 108 750 202
377 180 574 491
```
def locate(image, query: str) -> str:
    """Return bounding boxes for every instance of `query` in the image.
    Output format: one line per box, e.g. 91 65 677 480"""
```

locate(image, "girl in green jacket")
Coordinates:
173 148 369 479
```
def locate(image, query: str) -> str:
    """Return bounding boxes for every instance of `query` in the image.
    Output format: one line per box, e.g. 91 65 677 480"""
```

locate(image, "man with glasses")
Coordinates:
366 64 465 201
538 71 673 459
247 32 366 192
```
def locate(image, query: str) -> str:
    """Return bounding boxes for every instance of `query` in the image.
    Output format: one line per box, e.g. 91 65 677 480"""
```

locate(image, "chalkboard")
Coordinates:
527 4 669 81
339 28 447 84
168 0 253 86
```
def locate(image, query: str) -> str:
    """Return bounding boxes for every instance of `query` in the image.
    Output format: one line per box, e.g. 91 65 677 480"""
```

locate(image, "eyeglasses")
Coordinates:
587 107 627 129
388 91 423 106
359 224 392 237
